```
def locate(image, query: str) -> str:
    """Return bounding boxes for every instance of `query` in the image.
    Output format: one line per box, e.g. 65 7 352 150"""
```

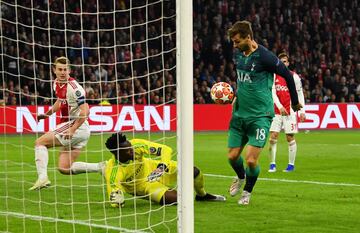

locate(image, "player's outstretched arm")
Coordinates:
37 99 61 121
104 160 126 207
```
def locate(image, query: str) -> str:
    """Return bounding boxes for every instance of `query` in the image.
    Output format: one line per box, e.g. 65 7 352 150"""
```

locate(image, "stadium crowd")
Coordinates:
193 0 360 104
1 0 360 106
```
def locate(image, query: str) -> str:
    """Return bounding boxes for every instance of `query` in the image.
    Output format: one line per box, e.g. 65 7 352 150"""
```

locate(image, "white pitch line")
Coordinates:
349 144 360 146
2 171 360 187
204 173 360 187
0 211 148 233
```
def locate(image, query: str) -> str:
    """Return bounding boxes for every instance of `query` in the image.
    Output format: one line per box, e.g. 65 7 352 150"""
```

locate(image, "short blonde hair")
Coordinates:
54 56 70 66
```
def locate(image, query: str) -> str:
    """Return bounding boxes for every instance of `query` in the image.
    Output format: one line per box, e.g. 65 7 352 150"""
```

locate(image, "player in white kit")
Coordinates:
268 53 306 172
30 57 104 190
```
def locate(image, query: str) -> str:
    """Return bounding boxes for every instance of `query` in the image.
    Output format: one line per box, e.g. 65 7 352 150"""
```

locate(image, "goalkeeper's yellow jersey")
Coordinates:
104 139 173 197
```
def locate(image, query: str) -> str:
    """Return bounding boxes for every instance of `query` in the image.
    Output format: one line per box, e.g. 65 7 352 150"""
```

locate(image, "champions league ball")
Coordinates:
210 82 234 104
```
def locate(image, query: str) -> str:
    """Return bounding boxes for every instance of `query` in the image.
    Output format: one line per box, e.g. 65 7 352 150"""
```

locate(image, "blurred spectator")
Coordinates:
191 0 360 103
1 0 176 106
349 94 356 103
95 66 109 83
20 85 33 105
323 89 333 103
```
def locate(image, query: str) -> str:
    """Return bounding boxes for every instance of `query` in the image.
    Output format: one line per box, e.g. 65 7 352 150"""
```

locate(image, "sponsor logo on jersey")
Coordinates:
237 70 252 83
275 84 289 91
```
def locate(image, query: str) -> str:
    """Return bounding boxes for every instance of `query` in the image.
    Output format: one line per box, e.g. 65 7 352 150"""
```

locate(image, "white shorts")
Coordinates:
270 114 298 134
54 120 90 149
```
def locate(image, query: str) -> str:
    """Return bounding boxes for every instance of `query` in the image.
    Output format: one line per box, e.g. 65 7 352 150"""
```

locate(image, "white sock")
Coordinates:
288 140 297 165
70 162 102 174
269 139 277 164
35 145 48 180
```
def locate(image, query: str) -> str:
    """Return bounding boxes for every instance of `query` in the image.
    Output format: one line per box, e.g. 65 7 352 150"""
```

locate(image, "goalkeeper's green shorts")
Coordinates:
228 116 271 148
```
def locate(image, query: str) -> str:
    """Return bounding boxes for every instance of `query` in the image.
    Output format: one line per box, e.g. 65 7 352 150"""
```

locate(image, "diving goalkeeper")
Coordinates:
103 132 226 207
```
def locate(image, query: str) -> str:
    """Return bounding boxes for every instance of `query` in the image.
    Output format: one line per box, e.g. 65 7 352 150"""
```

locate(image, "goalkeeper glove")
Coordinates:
109 189 125 208
147 163 168 182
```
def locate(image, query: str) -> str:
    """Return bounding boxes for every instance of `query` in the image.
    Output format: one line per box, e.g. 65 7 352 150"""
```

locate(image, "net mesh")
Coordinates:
0 0 178 232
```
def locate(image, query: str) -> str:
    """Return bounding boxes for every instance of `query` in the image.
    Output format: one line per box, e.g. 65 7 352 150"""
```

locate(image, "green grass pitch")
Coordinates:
0 130 359 232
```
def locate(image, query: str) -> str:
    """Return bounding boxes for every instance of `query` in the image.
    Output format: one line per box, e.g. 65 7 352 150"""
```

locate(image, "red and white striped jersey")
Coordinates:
272 72 305 115
53 77 86 123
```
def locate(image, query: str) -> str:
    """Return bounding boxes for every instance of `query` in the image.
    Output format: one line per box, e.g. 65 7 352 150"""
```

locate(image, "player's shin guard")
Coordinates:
228 156 245 179
35 145 49 180
70 162 102 174
244 165 260 193
288 140 297 165
194 170 206 197
269 139 277 164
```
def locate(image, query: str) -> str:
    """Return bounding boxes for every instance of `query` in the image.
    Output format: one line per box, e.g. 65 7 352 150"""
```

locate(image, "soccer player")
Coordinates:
103 132 226 207
268 52 306 172
29 57 104 190
226 21 302 205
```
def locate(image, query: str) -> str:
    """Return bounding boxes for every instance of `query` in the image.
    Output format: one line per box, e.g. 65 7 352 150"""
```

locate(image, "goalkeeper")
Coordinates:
103 132 226 207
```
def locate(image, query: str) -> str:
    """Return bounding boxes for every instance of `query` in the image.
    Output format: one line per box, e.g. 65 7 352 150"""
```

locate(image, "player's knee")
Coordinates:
246 158 257 168
286 134 295 142
35 138 46 147
193 166 200 178
269 138 278 145
227 150 240 161
270 132 279 141
58 167 71 175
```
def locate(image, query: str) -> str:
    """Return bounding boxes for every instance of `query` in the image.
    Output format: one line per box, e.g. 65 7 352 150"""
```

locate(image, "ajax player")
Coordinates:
29 57 104 190
268 52 306 172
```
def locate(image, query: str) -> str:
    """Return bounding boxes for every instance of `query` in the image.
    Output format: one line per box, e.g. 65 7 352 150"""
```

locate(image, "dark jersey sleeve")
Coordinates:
260 48 299 105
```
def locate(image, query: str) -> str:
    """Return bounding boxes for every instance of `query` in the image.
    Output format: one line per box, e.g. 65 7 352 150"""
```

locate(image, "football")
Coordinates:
210 82 234 104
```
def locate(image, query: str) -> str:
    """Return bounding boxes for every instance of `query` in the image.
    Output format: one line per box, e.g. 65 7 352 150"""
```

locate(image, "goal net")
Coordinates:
0 0 193 232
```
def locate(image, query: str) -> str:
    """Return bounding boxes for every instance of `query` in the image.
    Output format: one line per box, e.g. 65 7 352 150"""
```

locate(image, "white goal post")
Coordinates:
176 0 194 232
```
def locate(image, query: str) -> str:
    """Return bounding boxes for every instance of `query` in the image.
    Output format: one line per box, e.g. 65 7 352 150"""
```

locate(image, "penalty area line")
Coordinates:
0 211 148 233
204 173 360 187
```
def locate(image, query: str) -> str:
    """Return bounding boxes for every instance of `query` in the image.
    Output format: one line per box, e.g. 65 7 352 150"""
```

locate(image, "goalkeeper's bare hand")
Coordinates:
110 189 125 207
148 164 167 182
